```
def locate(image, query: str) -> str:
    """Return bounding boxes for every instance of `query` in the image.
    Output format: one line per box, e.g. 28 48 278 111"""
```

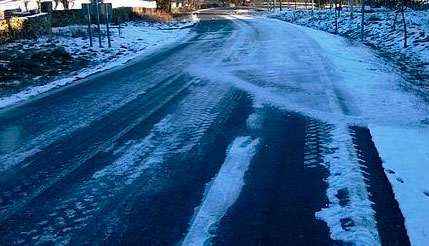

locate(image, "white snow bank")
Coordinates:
182 136 259 246
0 21 194 109
266 8 429 101
268 9 429 71
370 126 429 246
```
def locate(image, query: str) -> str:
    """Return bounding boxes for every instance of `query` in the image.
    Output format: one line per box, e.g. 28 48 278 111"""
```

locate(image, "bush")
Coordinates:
52 47 72 60
368 15 381 22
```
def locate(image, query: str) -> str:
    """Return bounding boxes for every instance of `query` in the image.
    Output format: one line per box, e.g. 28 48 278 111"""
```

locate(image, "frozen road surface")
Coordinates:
1 9 428 246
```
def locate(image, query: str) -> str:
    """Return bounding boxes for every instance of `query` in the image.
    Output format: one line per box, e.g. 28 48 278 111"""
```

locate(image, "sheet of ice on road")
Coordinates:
188 17 429 245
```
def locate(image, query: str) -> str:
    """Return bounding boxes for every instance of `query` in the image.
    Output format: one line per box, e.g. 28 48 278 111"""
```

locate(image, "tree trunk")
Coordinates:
60 0 69 10
157 0 171 13
392 11 398 31
401 10 407 48
361 0 365 41
312 0 314 14
334 1 338 34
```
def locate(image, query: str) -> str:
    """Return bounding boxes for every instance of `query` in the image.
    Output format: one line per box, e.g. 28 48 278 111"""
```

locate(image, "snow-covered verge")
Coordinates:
266 8 429 98
0 20 197 109
369 126 429 246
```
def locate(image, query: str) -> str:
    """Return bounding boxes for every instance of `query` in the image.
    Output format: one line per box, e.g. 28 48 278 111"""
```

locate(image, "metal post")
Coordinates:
86 4 93 47
361 0 365 41
105 4 111 48
118 17 122 36
312 0 314 14
95 0 102 47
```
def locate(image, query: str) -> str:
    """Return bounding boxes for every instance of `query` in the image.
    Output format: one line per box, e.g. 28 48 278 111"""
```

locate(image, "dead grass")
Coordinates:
132 10 174 22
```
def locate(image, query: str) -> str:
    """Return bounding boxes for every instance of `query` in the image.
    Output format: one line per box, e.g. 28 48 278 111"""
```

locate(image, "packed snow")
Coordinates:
189 16 429 245
268 8 429 95
182 136 259 246
316 124 380 246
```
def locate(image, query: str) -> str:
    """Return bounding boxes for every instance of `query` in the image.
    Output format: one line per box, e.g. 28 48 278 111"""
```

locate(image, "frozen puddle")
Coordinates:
182 136 259 246
370 126 429 246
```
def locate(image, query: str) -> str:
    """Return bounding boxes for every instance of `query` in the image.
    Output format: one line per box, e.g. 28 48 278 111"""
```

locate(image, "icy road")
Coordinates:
0 9 428 246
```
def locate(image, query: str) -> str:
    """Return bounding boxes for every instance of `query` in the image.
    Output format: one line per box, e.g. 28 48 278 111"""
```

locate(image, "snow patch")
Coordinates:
370 126 429 246
316 124 380 246
182 136 259 246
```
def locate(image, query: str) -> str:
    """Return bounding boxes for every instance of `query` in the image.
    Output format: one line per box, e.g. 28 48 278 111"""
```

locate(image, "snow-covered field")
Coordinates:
267 8 429 96
0 19 197 109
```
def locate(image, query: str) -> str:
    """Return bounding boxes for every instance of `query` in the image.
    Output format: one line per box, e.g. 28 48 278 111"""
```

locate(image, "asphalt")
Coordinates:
0 9 410 246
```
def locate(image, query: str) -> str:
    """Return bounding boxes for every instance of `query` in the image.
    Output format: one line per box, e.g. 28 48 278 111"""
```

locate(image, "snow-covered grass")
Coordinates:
0 19 197 109
267 8 429 96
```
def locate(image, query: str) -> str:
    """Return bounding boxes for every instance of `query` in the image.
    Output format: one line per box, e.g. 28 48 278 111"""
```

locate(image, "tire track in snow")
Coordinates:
294 23 381 246
86 89 252 245
0 82 236 245
211 109 335 246
181 136 259 246
196 17 382 245
349 126 410 246
315 125 380 246
0 74 193 226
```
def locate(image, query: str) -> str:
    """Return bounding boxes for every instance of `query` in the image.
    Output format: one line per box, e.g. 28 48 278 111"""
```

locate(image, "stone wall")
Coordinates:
50 7 159 27
0 6 171 44
51 9 83 27
0 13 51 44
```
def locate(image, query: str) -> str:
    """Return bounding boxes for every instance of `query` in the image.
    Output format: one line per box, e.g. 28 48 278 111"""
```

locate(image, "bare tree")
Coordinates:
360 0 365 41
400 3 407 47
36 0 42 11
54 0 60 10
379 0 416 48
60 0 75 10
23 0 30 11
157 0 172 12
